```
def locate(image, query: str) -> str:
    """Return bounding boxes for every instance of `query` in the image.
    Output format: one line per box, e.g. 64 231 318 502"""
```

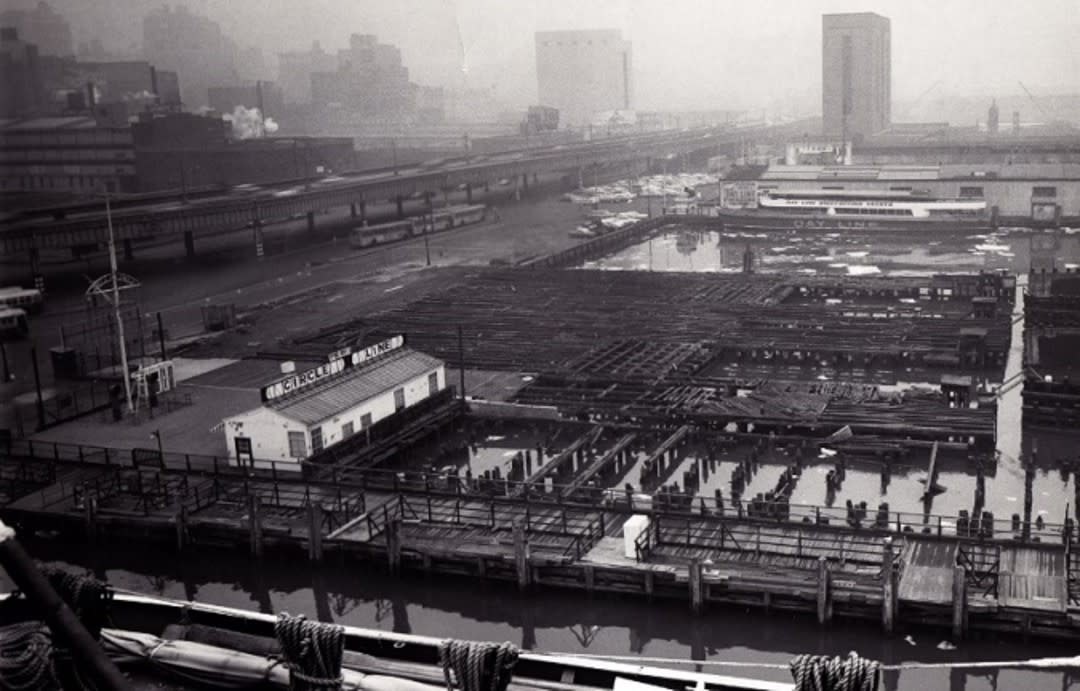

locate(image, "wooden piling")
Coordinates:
584 565 595 593
817 557 832 625
247 495 263 559
513 520 530 591
689 558 704 613
644 571 654 600
307 503 324 562
386 519 401 575
952 565 967 640
175 505 188 553
882 537 896 634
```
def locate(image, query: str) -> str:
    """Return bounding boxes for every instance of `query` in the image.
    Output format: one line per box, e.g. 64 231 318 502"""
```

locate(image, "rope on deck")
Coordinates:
438 639 519 691
274 613 344 690
790 652 880 691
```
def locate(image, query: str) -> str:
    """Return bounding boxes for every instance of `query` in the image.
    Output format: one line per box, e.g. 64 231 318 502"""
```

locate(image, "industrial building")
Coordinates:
0 116 136 194
822 12 890 140
222 337 445 465
723 162 1080 223
535 29 633 128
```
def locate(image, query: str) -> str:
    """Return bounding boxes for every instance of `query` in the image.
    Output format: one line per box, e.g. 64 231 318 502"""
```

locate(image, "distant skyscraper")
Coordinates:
822 13 890 140
535 29 632 128
143 5 239 108
0 2 72 57
988 99 999 135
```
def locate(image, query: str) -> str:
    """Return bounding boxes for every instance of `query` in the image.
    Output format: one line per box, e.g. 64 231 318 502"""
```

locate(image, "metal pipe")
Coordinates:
105 194 134 413
0 520 129 690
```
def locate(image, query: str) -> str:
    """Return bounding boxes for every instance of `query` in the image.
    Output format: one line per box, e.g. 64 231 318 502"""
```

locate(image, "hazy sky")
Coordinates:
34 0 1080 113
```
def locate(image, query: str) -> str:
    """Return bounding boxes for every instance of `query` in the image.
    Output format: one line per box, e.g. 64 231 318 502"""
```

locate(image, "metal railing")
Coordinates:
2 436 1075 549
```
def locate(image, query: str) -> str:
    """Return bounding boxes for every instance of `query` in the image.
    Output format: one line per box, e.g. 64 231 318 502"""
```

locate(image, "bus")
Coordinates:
422 204 488 233
0 307 29 341
349 219 417 249
0 286 43 314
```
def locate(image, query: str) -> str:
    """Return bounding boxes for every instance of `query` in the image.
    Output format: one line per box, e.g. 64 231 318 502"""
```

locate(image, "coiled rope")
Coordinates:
438 639 519 691
789 652 881 691
274 613 344 690
0 623 55 691
40 569 112 640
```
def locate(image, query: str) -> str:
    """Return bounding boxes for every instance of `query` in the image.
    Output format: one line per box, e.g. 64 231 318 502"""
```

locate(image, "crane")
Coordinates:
1018 81 1051 122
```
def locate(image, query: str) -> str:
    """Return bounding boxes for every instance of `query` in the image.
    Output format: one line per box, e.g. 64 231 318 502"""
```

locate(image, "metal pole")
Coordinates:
0 342 11 382
106 194 134 413
155 430 163 458
0 520 129 691
31 345 45 428
457 325 466 403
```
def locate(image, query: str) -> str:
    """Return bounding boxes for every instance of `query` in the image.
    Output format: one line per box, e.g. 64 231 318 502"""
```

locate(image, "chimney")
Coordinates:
255 80 265 137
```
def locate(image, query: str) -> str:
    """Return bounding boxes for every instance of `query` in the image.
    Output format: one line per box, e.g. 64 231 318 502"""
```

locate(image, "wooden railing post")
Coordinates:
817 557 832 625
882 537 896 634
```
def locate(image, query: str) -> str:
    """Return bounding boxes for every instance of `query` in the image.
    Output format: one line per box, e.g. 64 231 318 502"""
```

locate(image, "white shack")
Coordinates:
222 336 445 466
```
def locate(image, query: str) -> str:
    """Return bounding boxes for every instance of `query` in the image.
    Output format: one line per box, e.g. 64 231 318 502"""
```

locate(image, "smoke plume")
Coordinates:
223 105 279 139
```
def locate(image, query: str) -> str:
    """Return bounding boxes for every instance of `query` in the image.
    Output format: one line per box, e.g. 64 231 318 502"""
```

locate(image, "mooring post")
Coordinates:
175 504 188 552
817 556 832 625
951 564 967 640
513 520 530 591
84 496 98 544
307 503 324 562
689 558 704 614
882 536 896 634
248 494 263 558
386 518 402 575
584 564 595 593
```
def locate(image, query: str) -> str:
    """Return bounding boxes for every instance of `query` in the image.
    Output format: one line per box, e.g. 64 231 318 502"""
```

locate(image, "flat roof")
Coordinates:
269 348 443 426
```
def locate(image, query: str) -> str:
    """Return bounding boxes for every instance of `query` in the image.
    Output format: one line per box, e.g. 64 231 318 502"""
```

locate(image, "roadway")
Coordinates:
0 122 780 259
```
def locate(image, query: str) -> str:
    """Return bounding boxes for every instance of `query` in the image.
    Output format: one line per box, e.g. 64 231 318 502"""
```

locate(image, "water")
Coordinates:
7 538 1076 691
582 227 1080 276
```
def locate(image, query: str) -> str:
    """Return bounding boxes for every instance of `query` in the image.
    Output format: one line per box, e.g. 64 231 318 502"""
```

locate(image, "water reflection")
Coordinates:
583 227 1080 276
7 538 1077 691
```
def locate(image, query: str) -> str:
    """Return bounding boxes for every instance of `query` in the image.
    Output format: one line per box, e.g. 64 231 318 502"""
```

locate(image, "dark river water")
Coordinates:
5 538 1077 691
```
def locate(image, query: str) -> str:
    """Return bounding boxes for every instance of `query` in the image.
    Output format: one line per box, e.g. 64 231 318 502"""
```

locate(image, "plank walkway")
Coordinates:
898 539 958 604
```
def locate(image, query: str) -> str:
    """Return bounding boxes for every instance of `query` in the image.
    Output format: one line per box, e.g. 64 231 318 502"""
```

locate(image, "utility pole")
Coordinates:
107 195 133 413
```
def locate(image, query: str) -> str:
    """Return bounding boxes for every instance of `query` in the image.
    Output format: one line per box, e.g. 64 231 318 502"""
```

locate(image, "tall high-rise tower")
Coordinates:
822 13 890 140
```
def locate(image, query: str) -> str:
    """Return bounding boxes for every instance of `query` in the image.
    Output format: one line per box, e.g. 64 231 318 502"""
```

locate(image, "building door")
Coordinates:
393 387 405 411
310 427 324 454
235 436 253 467
428 372 439 397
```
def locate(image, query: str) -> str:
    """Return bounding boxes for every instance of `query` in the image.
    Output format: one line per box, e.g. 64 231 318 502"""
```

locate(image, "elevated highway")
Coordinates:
0 123 790 263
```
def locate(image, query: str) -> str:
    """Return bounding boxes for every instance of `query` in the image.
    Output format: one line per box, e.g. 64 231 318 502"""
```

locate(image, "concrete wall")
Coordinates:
223 364 445 464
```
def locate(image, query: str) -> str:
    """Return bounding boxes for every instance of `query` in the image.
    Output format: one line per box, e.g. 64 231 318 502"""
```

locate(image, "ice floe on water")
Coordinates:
847 265 881 275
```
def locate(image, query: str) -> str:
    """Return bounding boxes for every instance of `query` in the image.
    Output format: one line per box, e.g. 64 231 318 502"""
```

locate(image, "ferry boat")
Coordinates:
718 189 989 232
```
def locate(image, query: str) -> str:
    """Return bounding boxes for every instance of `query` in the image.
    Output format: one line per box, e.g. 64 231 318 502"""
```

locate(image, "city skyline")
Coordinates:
11 0 1079 119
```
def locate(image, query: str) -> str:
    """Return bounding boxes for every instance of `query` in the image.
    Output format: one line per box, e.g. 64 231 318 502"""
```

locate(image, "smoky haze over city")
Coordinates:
8 0 1080 116
2 2 1080 691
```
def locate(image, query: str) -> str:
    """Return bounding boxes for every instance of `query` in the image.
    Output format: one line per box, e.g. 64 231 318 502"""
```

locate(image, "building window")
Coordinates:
822 185 844 190
342 421 354 438
959 186 984 198
310 427 324 453
428 372 439 396
1032 186 1057 198
287 431 306 458
393 387 405 411
889 186 912 191
360 413 372 429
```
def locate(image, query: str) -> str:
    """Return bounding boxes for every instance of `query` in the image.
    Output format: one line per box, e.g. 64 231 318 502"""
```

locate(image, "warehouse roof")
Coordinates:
268 348 442 425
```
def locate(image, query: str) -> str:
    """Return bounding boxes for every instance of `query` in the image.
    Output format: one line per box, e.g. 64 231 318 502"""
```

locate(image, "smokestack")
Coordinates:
256 81 265 138
86 81 96 109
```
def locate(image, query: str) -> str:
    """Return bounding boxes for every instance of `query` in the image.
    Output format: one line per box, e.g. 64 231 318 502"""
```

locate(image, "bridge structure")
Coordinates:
0 122 797 269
